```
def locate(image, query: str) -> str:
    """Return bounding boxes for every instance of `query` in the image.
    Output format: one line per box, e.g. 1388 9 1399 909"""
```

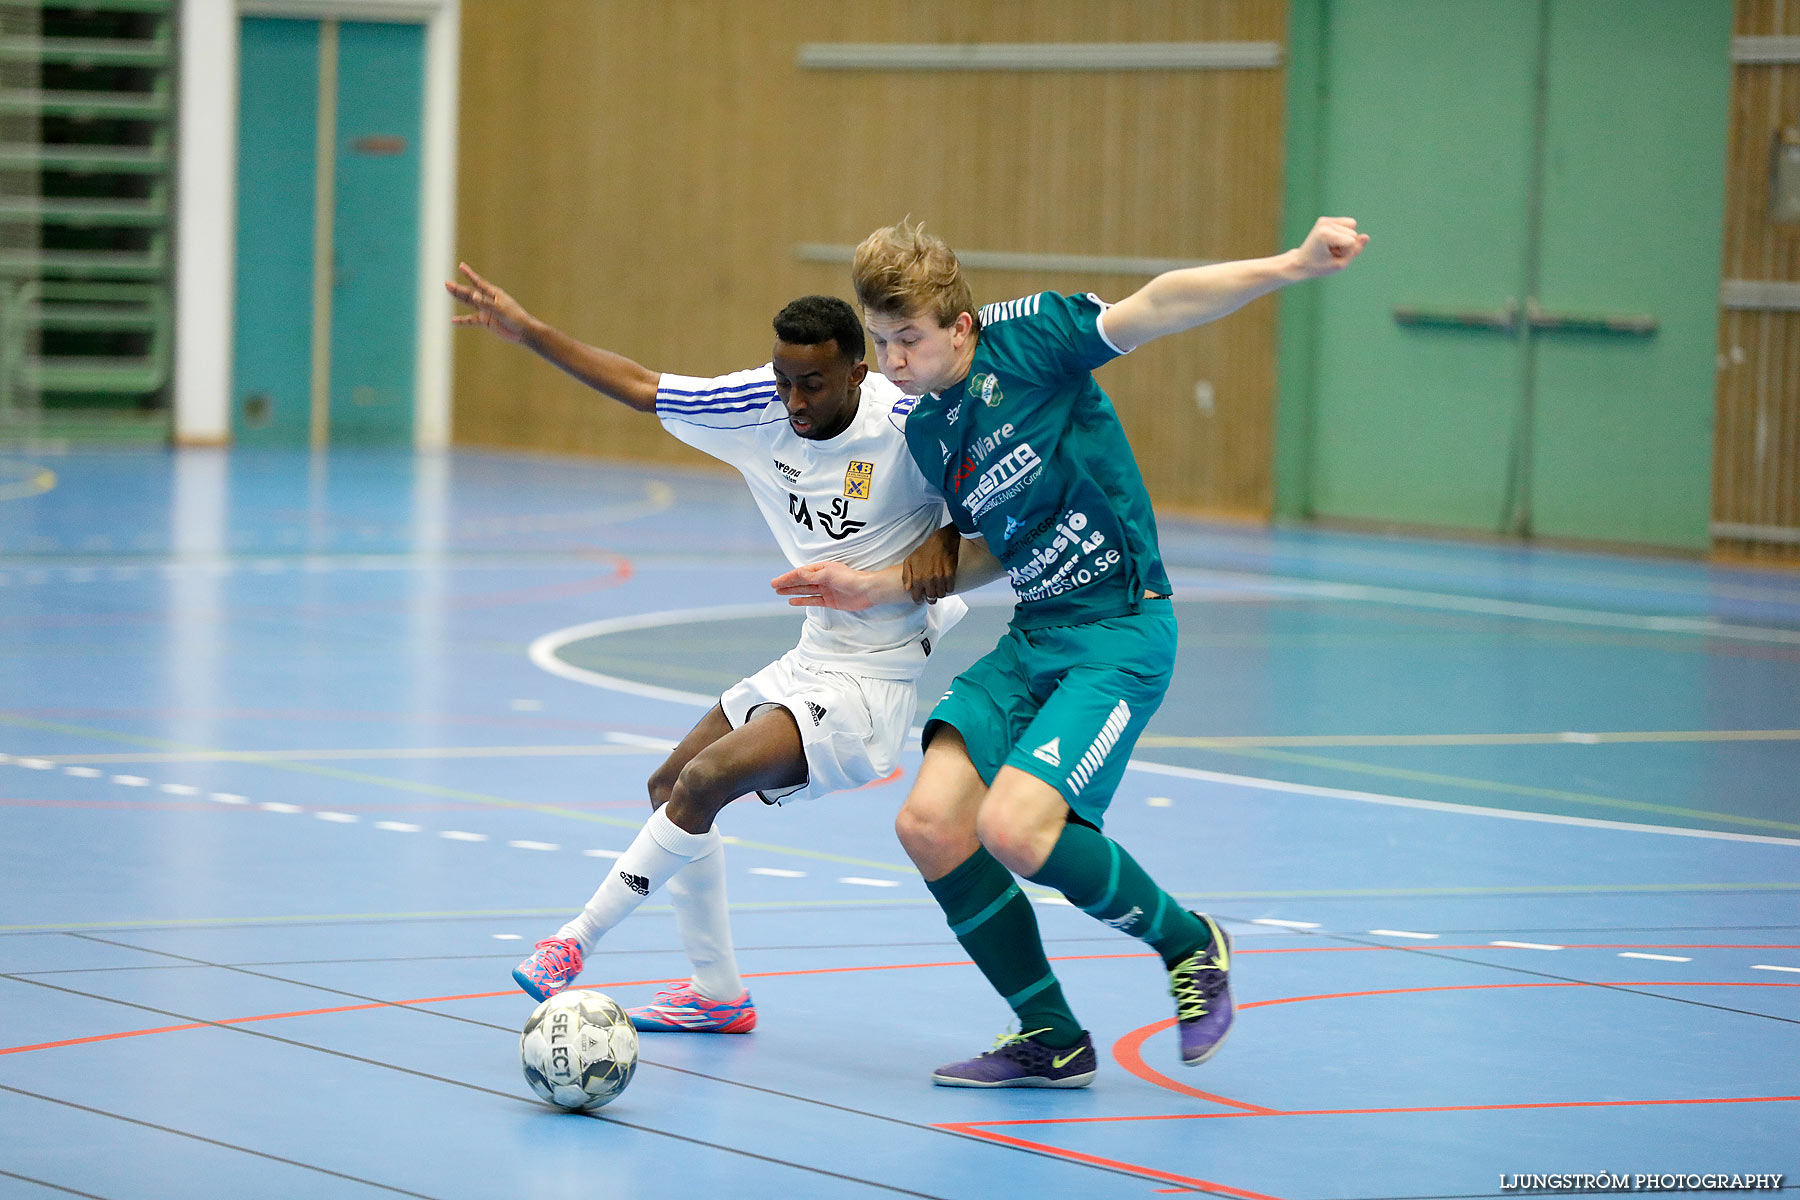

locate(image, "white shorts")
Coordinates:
719 648 918 806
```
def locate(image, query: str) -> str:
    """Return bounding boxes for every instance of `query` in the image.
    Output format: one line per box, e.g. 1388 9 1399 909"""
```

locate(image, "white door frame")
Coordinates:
175 0 459 448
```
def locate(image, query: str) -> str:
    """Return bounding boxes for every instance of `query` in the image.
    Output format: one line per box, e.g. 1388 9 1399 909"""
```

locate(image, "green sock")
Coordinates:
925 847 1083 1047
1027 821 1210 968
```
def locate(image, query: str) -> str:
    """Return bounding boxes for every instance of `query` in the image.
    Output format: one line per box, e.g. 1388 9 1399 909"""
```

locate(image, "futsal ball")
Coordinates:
519 989 639 1110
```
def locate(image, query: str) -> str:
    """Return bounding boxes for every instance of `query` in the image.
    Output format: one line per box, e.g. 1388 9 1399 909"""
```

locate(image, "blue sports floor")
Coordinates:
2 448 1797 1199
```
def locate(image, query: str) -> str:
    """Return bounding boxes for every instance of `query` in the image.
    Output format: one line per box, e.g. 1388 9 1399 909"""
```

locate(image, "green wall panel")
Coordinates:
1308 0 1539 531
1279 0 1732 550
1529 0 1731 549
232 17 320 447
327 20 424 447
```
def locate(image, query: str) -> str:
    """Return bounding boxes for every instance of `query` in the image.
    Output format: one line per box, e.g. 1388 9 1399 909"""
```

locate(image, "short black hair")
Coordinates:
773 295 865 364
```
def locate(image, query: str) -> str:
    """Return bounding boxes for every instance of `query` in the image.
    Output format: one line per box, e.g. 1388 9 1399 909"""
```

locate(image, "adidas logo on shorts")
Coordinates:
619 871 650 896
805 701 827 726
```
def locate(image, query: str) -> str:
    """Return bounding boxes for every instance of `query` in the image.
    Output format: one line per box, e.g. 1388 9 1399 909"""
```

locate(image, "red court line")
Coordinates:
442 556 633 610
8 962 1792 1200
980 979 1800 1200
938 1124 1286 1200
1106 981 1800 1115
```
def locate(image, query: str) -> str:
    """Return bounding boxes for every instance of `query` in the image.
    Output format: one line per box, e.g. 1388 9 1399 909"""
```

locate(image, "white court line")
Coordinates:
1620 952 1691 962
1370 929 1438 940
16 758 52 770
1146 796 1174 807
840 877 900 888
605 732 680 751
441 830 487 842
510 840 559 851
1169 567 1800 646
315 812 358 823
1253 918 1322 929
750 867 806 878
1491 940 1564 951
209 793 247 805
111 775 149 787
529 603 1800 848
493 933 523 940
376 821 421 832
160 783 199 796
1125 759 1800 848
259 802 301 813
1750 964 1800 974
64 767 102 778
583 848 622 859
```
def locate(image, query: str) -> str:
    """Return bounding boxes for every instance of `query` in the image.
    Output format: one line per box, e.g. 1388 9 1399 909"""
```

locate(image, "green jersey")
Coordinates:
903 290 1172 628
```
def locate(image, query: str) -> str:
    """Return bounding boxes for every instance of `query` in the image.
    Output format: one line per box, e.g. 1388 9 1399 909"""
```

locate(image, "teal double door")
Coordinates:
1293 0 1732 549
232 17 425 448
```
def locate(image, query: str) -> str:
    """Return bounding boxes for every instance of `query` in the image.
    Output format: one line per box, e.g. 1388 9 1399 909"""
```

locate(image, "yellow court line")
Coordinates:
1139 729 1800 749
1162 743 1800 835
0 466 56 501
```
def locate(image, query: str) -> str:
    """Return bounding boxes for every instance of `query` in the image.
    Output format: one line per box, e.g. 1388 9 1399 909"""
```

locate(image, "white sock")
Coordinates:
666 835 744 1001
559 807 710 955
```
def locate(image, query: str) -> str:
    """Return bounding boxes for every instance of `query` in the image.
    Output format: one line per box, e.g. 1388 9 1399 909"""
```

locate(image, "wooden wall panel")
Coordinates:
1715 0 1800 562
453 1 1289 517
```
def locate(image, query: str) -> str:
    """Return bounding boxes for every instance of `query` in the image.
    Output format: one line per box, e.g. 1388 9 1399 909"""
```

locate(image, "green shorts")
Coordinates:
923 600 1175 827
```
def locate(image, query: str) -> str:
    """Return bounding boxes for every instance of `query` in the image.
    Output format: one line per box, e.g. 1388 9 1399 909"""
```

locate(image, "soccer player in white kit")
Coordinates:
448 265 964 1032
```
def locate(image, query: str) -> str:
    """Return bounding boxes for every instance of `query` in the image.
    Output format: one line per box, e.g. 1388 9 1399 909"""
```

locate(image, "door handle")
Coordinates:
1522 298 1657 336
1392 298 1656 336
1392 300 1519 332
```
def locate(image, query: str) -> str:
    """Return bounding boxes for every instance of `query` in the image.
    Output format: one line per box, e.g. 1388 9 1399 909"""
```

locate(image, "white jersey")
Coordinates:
657 366 966 680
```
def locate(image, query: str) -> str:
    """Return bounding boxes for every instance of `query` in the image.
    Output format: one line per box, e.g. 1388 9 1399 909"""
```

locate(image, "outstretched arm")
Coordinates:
446 262 660 412
772 532 1007 611
1099 217 1368 354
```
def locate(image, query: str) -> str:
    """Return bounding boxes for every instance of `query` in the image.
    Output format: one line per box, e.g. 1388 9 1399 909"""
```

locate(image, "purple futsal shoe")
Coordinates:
931 1028 1097 1088
1169 913 1234 1066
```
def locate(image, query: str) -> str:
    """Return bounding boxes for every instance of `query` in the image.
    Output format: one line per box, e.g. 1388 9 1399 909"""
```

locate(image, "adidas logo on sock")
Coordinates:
1032 737 1061 767
1102 904 1144 932
805 701 827 725
619 871 650 896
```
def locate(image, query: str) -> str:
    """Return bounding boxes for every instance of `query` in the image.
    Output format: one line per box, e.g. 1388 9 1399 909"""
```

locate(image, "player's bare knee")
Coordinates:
975 798 1059 875
671 753 735 811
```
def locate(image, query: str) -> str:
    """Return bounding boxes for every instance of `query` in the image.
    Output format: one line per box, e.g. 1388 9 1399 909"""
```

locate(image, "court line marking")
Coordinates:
1140 744 1800 836
0 715 926 877
2 975 947 1200
527 604 1800 847
9 950 1793 1060
1125 759 1800 847
17 745 672 764
0 464 55 501
17 958 1781 1200
1105 982 1800 1118
1142 729 1800 748
0 1083 443 1199
934 1123 1282 1200
1168 567 1800 646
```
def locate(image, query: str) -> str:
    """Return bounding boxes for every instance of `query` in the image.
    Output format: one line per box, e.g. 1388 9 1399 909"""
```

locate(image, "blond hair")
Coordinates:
851 218 976 329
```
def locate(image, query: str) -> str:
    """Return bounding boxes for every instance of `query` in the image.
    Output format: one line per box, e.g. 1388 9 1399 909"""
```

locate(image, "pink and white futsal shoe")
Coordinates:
628 982 757 1033
512 937 582 1002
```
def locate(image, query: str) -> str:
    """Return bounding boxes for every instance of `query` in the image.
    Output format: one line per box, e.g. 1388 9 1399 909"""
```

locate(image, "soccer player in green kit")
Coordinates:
774 215 1367 1087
